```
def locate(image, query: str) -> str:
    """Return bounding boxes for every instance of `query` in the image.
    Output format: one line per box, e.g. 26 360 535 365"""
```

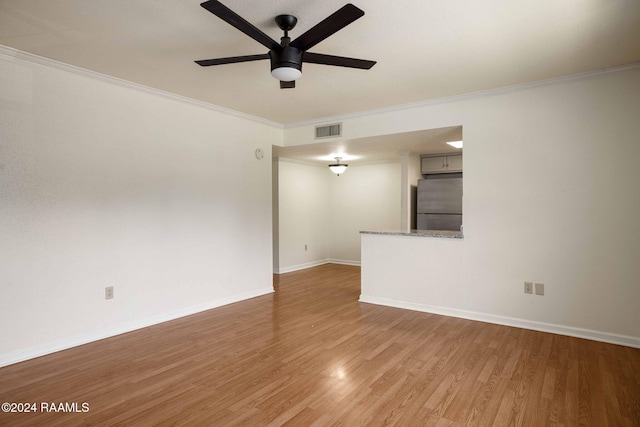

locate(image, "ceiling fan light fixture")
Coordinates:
270 46 303 81
271 66 302 81
329 157 348 176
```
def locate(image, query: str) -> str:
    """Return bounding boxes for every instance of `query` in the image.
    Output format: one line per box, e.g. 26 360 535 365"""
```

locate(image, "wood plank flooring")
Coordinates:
1 264 639 426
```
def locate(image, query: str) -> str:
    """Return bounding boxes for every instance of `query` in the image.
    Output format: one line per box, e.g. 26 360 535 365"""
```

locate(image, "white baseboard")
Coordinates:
275 258 361 274
275 259 331 274
359 295 640 349
0 287 274 368
327 258 361 267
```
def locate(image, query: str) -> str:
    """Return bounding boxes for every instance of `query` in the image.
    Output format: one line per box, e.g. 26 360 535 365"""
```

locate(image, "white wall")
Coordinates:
0 51 282 366
272 159 280 270
275 160 401 271
408 155 422 230
361 234 464 308
287 66 640 343
328 162 401 263
275 160 331 273
400 153 422 230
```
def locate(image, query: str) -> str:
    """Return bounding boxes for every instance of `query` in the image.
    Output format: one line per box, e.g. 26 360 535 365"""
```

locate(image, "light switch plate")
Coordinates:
535 283 544 296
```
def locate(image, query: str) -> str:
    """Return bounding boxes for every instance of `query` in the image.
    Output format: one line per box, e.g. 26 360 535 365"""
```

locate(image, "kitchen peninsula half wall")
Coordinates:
359 231 464 318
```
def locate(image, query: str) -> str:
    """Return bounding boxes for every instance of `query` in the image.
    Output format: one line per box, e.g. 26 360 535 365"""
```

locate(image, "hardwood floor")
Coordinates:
1 264 639 426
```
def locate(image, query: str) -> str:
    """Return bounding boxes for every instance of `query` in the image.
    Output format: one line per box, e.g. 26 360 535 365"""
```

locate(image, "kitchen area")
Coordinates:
417 152 463 233
360 146 464 239
359 144 464 311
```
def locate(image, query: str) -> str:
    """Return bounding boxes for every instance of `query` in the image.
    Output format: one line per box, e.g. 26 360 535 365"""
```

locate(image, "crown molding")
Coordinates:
4 44 638 132
0 45 283 130
284 61 640 129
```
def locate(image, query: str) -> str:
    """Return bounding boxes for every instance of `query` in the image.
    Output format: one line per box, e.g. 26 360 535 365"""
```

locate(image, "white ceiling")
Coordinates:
1 0 639 126
1 0 639 164
273 126 463 166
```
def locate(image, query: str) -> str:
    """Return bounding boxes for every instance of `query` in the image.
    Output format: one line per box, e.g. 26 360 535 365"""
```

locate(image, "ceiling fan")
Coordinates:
195 1 376 89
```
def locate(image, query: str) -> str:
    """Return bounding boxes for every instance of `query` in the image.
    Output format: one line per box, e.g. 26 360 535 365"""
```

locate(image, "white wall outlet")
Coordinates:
535 283 545 296
524 282 533 294
105 286 114 300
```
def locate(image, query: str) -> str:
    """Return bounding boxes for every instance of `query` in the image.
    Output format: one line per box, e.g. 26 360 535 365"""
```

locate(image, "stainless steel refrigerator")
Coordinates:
416 177 462 231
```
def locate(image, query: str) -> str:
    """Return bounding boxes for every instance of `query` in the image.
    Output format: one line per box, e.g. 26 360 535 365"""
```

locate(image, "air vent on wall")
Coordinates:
315 123 342 139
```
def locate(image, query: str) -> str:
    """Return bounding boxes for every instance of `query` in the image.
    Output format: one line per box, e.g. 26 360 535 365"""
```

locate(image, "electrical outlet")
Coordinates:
524 282 533 294
105 286 114 300
535 283 544 296
304 244 308 251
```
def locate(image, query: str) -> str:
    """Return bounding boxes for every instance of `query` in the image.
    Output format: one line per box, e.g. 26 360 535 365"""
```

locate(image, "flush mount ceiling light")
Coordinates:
446 140 464 149
328 157 348 176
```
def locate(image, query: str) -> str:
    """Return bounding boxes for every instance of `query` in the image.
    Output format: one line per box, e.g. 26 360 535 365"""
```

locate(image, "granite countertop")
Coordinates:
360 229 464 239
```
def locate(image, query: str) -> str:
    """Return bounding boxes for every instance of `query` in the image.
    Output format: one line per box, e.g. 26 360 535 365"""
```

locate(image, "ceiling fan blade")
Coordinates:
195 53 269 66
280 81 296 89
303 52 376 69
290 4 364 51
200 0 280 51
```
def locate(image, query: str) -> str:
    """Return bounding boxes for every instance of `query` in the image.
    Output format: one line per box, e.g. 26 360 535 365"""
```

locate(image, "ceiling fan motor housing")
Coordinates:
270 46 303 74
